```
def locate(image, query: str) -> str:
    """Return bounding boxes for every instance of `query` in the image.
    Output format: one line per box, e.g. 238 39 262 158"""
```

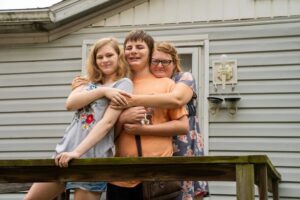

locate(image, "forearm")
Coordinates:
114 118 124 140
130 94 182 108
72 108 121 156
130 83 193 108
141 123 186 136
132 115 189 137
65 87 108 111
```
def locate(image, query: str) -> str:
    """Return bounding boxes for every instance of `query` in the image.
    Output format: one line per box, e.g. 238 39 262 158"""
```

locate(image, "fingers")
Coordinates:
71 76 88 90
55 154 61 166
111 95 128 107
55 153 70 168
119 91 132 98
124 123 142 134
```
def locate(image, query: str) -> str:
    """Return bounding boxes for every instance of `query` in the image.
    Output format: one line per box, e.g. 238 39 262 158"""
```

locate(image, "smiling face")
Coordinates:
150 50 175 78
124 40 150 73
95 44 119 79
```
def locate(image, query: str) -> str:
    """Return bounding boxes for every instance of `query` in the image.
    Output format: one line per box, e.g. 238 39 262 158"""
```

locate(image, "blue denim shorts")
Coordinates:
66 181 107 193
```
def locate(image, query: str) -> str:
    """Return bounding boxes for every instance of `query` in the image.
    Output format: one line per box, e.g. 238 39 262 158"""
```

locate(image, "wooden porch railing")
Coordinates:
0 155 281 200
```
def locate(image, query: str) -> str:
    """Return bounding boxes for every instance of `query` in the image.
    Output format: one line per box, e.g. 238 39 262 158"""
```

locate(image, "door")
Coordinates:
177 46 209 155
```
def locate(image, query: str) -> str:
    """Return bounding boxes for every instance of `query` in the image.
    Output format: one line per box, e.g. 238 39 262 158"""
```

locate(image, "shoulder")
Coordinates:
157 77 176 88
86 82 98 91
173 72 197 93
157 77 175 83
114 77 133 92
114 78 133 87
116 77 133 85
173 72 194 81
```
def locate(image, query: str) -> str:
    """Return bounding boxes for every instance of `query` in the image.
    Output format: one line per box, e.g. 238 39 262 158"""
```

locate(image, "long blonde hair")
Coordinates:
86 38 128 83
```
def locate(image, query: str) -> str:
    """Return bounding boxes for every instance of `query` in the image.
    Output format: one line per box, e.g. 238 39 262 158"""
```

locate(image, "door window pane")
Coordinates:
179 54 192 72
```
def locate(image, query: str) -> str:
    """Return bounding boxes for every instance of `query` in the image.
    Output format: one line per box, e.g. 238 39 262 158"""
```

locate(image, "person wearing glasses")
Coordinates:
111 42 209 200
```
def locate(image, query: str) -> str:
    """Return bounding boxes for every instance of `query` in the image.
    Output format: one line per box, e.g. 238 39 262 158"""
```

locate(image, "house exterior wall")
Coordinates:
0 0 300 199
94 0 300 26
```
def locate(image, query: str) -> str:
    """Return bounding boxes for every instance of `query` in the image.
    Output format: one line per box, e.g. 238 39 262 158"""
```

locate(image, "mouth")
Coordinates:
128 57 140 62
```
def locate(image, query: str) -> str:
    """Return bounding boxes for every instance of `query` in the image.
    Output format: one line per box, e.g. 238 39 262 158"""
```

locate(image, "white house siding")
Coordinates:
1 0 300 199
0 47 83 159
94 0 300 26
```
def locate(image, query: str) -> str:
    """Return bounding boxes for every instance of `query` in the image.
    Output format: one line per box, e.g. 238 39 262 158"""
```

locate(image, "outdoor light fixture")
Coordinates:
209 55 242 116
207 96 223 116
212 55 237 91
224 97 241 115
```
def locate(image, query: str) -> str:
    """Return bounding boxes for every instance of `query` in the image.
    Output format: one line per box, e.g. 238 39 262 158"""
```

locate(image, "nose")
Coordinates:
130 47 137 54
102 56 109 62
157 61 165 68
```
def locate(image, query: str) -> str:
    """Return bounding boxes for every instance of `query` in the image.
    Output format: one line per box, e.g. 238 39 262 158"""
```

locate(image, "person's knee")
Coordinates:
74 189 101 200
23 194 37 200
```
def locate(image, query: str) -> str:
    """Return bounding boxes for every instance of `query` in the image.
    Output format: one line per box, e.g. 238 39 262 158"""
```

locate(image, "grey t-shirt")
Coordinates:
54 78 133 158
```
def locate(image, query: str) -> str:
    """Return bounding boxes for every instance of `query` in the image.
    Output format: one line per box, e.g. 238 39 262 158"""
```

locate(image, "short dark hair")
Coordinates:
124 29 154 64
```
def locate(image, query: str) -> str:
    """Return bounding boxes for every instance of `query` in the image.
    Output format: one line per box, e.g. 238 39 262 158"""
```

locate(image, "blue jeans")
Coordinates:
66 181 107 193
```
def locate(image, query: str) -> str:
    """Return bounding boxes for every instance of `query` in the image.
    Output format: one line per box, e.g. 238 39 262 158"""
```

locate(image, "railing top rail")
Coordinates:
0 155 281 181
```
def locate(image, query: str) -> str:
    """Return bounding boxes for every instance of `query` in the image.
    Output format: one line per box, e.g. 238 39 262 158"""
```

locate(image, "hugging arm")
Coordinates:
67 77 128 111
123 115 189 137
66 85 128 111
111 82 193 109
116 107 189 137
114 106 146 139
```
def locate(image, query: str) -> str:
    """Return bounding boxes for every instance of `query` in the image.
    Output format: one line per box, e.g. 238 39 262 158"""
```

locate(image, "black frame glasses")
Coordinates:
151 58 172 67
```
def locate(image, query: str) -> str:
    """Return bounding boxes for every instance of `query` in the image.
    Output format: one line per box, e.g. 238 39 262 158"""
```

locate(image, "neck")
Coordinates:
102 74 117 85
132 65 151 79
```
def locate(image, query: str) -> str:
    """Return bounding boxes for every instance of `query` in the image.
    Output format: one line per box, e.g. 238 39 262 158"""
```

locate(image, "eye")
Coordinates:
151 59 160 65
125 45 132 51
106 53 113 58
136 45 145 50
161 60 172 65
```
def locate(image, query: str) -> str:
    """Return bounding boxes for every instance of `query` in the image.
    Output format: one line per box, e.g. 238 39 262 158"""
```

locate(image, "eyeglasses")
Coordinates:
151 58 172 67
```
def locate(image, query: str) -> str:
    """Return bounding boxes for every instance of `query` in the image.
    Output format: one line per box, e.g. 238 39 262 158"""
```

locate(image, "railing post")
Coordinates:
272 179 279 200
256 165 268 200
236 164 255 200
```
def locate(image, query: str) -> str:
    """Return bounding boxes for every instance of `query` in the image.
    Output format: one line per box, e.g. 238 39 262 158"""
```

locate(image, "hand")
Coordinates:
119 106 146 124
71 76 88 90
105 89 131 107
110 92 132 109
55 151 81 168
123 123 145 135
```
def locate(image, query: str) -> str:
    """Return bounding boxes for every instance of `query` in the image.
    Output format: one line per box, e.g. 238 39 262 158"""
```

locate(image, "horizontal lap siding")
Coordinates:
0 45 82 162
208 26 300 199
207 182 300 199
99 0 300 26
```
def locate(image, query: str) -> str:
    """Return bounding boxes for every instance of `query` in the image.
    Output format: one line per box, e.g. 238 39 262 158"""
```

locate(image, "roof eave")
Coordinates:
0 0 141 46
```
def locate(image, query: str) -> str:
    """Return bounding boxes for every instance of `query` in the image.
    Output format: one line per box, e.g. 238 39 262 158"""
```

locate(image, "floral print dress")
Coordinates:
54 78 133 159
172 72 209 200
